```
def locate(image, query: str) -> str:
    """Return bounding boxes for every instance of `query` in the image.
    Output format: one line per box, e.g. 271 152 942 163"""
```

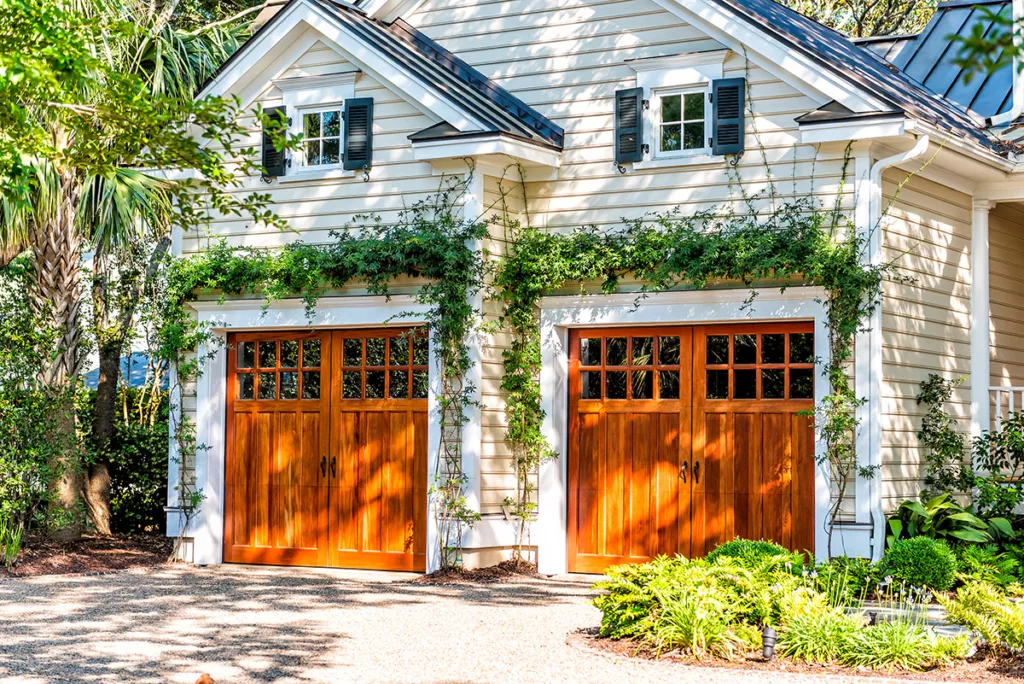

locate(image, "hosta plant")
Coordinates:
887 493 1013 547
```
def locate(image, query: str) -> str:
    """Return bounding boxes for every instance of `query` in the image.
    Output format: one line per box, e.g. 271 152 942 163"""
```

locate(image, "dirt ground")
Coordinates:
0 533 172 578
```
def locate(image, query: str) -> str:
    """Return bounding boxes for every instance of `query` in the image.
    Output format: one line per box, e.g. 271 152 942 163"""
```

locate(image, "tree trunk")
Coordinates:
85 338 120 536
29 174 85 534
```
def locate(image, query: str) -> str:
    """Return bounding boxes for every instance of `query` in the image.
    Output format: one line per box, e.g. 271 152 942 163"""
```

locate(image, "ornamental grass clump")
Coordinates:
778 609 862 663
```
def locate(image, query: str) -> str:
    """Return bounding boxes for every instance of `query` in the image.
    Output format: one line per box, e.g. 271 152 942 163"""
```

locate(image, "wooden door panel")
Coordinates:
329 329 427 572
568 327 693 573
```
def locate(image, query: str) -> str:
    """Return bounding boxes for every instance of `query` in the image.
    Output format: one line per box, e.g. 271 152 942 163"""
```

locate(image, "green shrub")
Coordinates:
938 581 1024 650
814 556 876 605
887 494 1012 547
778 609 861 663
956 544 1019 587
592 556 679 639
706 538 802 570
649 581 746 659
930 633 975 665
879 536 957 591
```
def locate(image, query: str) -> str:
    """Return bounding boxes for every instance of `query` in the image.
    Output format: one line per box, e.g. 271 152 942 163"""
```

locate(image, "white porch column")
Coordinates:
852 147 874 527
460 171 485 517
971 199 993 439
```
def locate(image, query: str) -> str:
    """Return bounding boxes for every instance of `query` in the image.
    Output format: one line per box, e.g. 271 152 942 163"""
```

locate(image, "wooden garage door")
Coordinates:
567 324 815 573
224 329 427 571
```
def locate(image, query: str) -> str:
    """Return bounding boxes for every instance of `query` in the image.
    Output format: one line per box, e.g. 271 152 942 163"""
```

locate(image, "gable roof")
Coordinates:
707 0 1010 153
203 0 563 149
856 0 1013 120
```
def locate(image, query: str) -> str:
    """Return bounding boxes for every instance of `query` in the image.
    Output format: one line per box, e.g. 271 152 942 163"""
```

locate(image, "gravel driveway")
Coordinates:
0 564 923 683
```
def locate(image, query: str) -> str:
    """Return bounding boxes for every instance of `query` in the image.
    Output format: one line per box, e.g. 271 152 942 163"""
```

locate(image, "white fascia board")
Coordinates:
976 176 1024 201
412 135 562 168
798 117 908 144
198 0 487 134
651 0 890 114
362 0 429 23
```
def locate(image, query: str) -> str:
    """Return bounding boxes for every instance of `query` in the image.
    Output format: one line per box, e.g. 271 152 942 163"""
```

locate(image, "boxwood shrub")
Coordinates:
706 538 800 568
879 536 957 591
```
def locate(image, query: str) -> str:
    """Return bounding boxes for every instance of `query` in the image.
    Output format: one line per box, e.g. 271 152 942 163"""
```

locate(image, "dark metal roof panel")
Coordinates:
710 0 1002 152
313 0 563 148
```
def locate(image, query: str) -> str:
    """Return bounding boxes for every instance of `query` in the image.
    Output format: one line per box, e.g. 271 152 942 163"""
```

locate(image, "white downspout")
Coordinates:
988 0 1023 127
864 135 931 560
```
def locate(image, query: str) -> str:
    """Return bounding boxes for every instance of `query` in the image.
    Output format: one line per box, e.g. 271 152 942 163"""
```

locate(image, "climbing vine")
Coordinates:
157 173 487 569
492 162 906 558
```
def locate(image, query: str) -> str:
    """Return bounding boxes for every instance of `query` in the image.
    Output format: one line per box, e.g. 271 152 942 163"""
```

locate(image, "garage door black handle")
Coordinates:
693 460 700 484
320 456 327 478
679 461 687 482
330 456 337 477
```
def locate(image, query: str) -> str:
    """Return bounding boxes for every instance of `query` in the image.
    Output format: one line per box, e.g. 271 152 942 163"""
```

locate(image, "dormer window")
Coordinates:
303 109 342 167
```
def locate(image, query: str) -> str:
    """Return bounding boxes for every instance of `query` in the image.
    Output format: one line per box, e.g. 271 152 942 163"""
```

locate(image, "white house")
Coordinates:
166 0 1024 575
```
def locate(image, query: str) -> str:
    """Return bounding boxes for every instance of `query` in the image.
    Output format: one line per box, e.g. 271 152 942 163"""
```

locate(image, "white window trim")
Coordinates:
651 87 711 160
271 71 358 183
628 50 727 169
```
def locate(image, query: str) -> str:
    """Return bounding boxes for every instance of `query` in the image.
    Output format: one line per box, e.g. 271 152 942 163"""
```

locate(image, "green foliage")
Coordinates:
159 173 488 568
916 374 973 497
839 620 944 671
887 493 1012 547
956 544 1019 587
972 413 1024 518
939 581 1024 650
778 609 862 663
814 556 876 605
0 258 71 565
880 536 957 591
706 538 800 567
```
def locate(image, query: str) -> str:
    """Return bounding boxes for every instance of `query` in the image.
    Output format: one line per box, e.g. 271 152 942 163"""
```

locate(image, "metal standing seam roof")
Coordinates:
856 0 1014 121
707 0 1008 153
201 0 563 149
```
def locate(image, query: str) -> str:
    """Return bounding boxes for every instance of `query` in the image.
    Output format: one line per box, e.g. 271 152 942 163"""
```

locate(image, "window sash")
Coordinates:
301 109 343 167
656 89 708 157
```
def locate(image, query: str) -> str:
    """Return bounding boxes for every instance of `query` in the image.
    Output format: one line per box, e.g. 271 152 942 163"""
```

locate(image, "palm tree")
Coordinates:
0 0 252 532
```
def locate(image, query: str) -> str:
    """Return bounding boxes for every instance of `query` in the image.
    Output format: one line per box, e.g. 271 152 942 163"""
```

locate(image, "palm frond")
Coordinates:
79 167 174 254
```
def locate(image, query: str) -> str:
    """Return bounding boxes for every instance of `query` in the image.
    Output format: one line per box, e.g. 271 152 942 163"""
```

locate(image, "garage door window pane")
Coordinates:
258 372 276 399
581 338 602 366
259 341 277 368
280 340 299 368
734 334 756 364
413 336 429 365
762 334 785 364
302 371 320 399
762 368 785 398
238 373 254 399
606 338 627 366
366 371 385 398
366 338 386 366
412 370 429 398
606 371 627 398
790 333 814 364
658 336 680 365
790 368 813 398
344 339 362 366
238 342 254 369
659 370 680 399
581 371 601 399
390 370 409 398
734 369 756 399
706 335 729 364
632 337 653 366
302 340 321 367
343 371 362 398
632 370 653 399
280 372 298 399
706 369 728 399
390 337 409 366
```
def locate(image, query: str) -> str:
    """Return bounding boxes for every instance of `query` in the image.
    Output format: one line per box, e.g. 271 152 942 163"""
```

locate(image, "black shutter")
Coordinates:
261 106 287 177
614 88 644 164
712 78 745 156
343 98 374 171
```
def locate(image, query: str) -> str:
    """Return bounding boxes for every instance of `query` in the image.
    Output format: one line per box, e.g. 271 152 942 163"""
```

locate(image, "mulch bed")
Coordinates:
569 629 1024 683
0 533 173 578
413 559 539 585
